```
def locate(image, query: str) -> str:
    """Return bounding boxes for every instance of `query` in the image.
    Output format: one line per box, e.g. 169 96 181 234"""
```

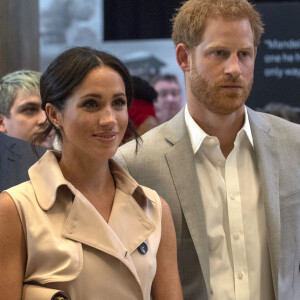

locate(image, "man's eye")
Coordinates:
22 107 39 115
214 50 225 56
112 98 127 107
240 51 249 57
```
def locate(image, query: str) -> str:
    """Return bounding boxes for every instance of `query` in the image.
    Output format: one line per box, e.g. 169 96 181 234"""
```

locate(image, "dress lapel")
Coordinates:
248 108 280 299
61 175 156 288
61 189 141 284
108 188 155 254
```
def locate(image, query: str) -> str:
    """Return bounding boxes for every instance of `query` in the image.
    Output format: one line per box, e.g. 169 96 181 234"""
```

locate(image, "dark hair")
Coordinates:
33 46 140 152
132 76 157 103
257 102 300 124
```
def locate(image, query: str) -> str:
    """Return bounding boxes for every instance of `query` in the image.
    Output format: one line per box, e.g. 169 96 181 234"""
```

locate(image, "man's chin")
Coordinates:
206 99 245 115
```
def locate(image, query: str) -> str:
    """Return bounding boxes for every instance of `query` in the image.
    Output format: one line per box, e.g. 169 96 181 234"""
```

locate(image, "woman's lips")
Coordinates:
93 132 118 143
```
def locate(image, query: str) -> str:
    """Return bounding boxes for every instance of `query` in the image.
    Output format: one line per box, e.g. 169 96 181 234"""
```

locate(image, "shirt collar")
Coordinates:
240 107 254 148
185 105 254 155
184 105 208 154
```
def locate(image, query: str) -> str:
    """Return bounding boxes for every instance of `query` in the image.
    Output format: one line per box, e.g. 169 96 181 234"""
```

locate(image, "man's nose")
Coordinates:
37 110 47 125
224 54 241 78
166 93 175 102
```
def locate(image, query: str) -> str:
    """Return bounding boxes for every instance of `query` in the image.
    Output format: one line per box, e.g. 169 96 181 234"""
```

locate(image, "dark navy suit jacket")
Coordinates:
0 132 46 191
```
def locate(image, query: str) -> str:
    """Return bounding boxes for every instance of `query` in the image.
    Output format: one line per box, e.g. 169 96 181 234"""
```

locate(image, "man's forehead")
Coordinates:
202 16 254 42
13 89 42 105
155 80 180 89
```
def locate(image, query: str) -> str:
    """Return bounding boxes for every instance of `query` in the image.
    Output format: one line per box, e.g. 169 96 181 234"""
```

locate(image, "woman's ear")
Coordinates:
45 103 61 127
176 43 191 72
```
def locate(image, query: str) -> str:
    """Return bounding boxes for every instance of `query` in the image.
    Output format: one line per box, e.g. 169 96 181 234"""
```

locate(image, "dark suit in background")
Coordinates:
0 132 46 191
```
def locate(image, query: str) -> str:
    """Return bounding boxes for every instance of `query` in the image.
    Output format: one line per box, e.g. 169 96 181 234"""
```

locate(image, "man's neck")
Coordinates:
187 102 245 158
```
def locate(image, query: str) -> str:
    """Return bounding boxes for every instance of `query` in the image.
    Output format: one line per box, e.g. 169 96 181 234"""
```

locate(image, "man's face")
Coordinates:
0 88 47 143
187 17 257 115
153 80 183 123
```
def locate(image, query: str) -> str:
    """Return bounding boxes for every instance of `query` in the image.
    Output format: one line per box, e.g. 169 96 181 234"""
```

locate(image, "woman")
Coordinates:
0 47 183 299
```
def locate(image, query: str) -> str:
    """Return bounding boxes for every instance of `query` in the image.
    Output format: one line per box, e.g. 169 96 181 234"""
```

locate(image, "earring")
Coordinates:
55 124 60 129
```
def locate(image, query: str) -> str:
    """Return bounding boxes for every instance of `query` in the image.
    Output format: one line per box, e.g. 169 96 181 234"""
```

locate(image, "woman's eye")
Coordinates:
112 98 127 108
83 100 98 109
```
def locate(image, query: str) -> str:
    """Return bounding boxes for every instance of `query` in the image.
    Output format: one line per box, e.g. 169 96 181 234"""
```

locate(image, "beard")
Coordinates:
190 69 253 115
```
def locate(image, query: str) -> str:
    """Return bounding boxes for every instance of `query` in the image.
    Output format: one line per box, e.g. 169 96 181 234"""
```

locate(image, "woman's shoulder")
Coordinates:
0 191 19 217
5 181 36 205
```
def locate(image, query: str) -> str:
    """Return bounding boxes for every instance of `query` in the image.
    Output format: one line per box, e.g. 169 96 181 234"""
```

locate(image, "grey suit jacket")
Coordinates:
115 107 300 300
0 132 46 192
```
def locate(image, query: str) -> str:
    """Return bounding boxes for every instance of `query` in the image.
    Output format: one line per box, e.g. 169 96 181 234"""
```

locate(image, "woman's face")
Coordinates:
55 66 128 161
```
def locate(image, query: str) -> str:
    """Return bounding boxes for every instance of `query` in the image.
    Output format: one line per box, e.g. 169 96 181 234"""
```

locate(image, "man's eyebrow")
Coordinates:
205 44 254 51
240 46 254 51
19 102 42 107
16 102 41 110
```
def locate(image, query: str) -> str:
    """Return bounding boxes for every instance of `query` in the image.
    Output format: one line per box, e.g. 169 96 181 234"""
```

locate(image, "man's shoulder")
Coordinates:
0 134 46 191
118 109 186 157
122 125 164 153
1 133 46 158
0 133 47 170
115 126 165 171
248 108 300 136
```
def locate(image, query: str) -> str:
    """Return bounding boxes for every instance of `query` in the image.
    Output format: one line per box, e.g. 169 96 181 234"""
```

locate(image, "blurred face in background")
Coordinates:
0 88 54 146
153 80 183 124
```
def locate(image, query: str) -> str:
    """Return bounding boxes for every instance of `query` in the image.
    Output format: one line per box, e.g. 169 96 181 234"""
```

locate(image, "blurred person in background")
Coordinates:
0 132 46 191
124 76 159 143
150 74 183 124
257 102 300 124
0 70 55 148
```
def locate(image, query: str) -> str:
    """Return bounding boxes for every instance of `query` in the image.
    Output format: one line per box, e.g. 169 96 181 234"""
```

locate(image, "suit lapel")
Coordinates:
3 137 21 187
248 108 280 298
162 110 211 294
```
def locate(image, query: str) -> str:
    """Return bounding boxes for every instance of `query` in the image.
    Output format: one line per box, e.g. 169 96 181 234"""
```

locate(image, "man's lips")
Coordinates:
220 84 243 88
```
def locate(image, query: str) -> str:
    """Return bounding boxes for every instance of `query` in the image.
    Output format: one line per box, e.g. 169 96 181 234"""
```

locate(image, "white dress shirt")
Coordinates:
185 105 274 300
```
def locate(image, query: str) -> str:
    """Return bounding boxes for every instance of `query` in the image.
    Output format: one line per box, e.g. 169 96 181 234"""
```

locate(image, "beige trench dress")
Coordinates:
6 151 162 300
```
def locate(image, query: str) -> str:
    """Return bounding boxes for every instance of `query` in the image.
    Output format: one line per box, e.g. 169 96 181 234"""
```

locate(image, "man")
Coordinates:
0 132 46 191
151 74 183 124
116 0 300 299
0 70 54 147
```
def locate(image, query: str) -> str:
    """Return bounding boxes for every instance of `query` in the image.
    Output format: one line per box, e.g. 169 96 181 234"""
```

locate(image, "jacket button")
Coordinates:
138 242 148 254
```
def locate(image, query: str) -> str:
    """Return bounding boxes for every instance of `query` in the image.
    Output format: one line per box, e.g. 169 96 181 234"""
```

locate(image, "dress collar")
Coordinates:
29 150 151 211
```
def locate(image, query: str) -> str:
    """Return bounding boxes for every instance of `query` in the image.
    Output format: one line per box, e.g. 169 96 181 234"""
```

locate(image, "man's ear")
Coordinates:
45 103 61 127
176 43 191 72
0 114 7 133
